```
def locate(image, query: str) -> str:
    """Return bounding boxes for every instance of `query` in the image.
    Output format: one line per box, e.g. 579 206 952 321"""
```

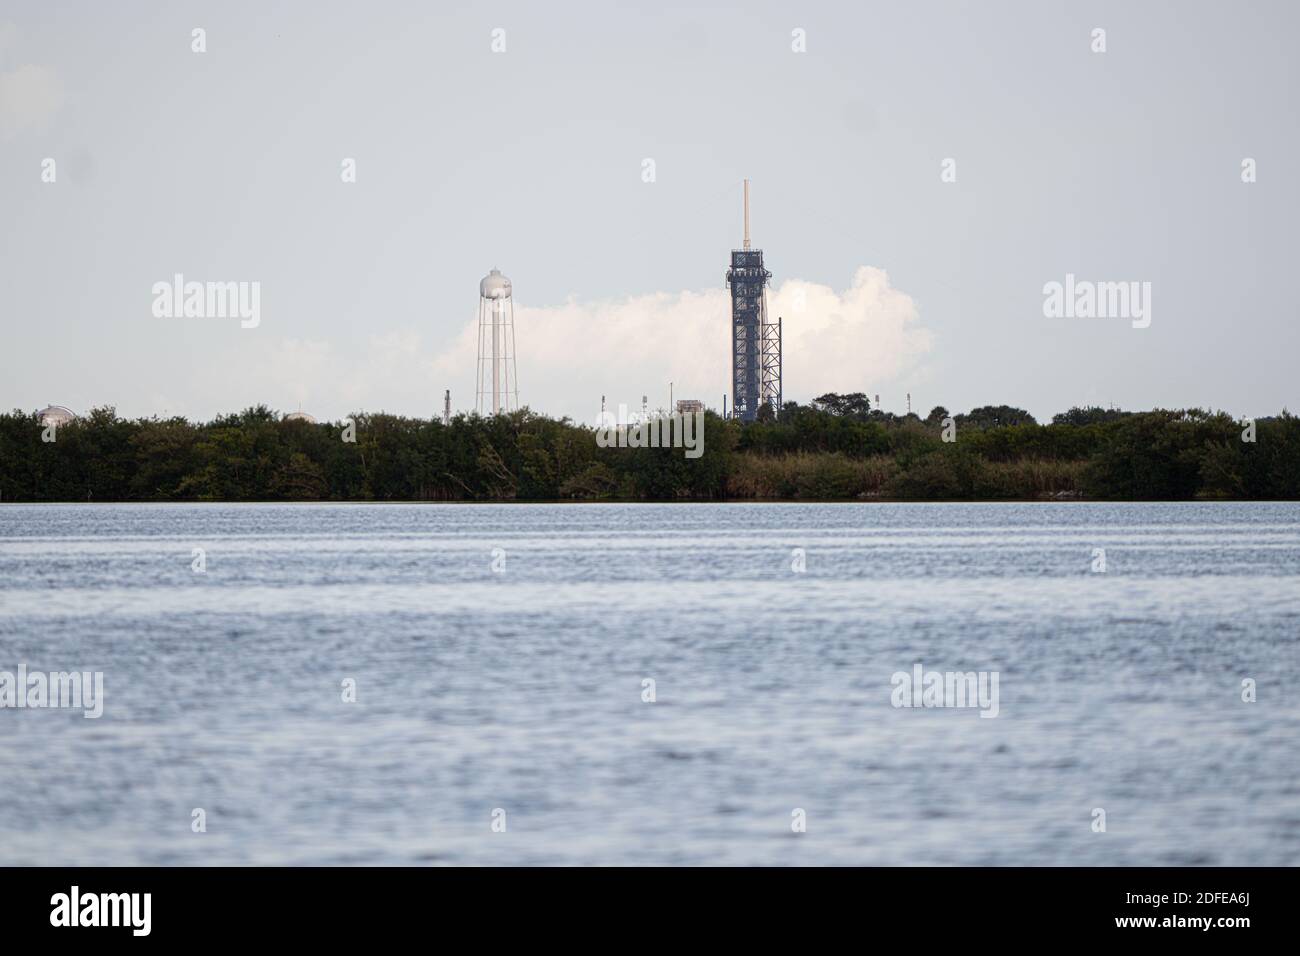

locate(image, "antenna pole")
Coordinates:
743 179 751 250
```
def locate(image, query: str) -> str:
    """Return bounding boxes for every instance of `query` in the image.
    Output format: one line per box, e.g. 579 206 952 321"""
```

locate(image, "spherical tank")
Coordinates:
480 268 512 300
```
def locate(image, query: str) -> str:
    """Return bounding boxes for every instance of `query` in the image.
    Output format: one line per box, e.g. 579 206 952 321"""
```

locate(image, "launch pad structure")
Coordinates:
726 180 782 422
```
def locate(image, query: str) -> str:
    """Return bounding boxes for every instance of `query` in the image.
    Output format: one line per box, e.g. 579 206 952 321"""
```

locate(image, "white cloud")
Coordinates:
432 265 934 420
221 267 932 423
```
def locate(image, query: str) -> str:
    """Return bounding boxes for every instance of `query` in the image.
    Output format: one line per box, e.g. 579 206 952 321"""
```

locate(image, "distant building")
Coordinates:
675 399 704 416
37 405 76 427
284 411 317 424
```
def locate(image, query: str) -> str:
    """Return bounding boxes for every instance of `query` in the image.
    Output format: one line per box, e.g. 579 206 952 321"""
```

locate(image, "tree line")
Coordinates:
1 397 1296 501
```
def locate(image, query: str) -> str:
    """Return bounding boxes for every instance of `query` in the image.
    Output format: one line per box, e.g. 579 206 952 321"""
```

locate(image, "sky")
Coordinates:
2 0 1297 425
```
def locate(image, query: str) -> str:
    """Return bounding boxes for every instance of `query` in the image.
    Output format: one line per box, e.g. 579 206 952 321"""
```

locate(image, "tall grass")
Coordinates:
726 453 898 498
727 451 1084 499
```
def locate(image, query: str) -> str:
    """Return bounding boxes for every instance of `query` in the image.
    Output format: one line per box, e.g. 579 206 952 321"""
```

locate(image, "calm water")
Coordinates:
1 501 1298 866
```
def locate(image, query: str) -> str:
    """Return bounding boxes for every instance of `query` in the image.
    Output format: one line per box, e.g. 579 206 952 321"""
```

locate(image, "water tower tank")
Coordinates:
480 268 512 300
37 405 77 427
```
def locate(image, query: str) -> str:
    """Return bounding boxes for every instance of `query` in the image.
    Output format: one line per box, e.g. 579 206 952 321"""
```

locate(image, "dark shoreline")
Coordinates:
3 497 1295 505
5 402 1298 503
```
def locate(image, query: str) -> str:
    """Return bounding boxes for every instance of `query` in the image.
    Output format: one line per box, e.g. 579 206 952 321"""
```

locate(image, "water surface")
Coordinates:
1 502 1297 865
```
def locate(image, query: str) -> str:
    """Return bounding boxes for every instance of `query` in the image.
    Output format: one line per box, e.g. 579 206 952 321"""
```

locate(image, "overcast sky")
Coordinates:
2 0 1296 424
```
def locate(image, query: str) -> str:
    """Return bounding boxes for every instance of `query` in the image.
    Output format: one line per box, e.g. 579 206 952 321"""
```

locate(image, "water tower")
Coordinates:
476 268 519 415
